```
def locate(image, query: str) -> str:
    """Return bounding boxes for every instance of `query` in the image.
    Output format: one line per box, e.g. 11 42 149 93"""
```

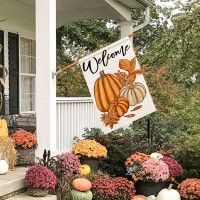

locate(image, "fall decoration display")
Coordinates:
0 138 17 169
0 159 9 174
72 178 92 192
79 164 91 175
108 96 129 117
157 184 181 200
131 195 146 200
161 156 183 178
178 178 200 200
92 177 136 199
94 70 122 112
71 189 93 200
72 139 107 158
120 82 146 106
10 130 37 149
57 152 80 175
25 165 56 197
0 118 8 139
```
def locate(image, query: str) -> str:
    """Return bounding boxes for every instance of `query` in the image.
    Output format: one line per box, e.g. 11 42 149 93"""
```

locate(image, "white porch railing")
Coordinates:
56 97 102 153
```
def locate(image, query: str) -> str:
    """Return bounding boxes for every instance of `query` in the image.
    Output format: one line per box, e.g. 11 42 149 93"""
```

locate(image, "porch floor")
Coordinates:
0 167 27 198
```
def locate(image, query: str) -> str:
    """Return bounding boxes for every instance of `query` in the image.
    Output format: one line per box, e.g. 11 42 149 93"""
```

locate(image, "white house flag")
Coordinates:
79 36 156 133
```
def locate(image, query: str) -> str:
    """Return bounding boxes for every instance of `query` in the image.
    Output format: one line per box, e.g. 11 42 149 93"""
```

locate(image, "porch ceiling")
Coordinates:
12 0 154 27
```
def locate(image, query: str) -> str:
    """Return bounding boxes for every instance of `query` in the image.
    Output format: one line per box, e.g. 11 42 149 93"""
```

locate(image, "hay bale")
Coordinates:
0 138 17 169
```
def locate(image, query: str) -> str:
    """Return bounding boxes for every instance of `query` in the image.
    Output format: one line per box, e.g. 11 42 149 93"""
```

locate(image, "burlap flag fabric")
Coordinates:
79 36 156 133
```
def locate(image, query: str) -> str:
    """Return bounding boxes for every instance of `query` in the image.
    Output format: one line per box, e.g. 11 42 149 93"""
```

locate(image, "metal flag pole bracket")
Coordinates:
52 60 79 78
52 33 135 79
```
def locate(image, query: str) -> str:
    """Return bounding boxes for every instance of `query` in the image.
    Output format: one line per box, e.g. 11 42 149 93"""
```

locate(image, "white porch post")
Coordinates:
36 0 57 157
120 21 134 41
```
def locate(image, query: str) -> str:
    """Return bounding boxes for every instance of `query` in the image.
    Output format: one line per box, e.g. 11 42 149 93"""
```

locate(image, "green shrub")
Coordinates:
170 133 200 178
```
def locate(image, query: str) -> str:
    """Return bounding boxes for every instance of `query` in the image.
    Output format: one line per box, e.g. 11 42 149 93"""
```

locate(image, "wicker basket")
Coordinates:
27 187 48 197
16 147 35 166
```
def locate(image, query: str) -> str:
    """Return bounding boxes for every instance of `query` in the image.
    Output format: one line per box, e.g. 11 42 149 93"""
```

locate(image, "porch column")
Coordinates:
120 21 134 41
36 0 57 157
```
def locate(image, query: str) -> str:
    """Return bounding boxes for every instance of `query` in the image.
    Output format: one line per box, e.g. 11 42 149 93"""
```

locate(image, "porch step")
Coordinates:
5 193 57 200
0 167 27 199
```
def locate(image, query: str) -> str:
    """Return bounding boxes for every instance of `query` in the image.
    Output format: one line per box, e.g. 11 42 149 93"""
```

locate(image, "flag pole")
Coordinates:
52 33 135 78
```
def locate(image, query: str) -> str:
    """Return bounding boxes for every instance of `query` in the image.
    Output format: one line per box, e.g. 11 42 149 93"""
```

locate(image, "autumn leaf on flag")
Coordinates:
119 59 131 73
119 57 137 74
131 105 142 111
101 110 119 129
124 114 136 118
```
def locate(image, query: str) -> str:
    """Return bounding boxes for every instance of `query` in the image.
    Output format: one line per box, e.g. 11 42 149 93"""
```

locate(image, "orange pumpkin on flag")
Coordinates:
94 70 122 112
108 96 129 117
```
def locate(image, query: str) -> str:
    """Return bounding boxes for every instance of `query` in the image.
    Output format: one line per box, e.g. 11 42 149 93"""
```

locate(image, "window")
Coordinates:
20 37 36 113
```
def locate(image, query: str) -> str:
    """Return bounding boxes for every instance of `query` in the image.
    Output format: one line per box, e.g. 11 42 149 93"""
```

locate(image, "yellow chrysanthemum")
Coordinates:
72 139 107 158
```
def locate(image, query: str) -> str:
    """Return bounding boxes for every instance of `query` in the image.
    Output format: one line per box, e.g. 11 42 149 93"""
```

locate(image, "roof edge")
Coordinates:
136 0 155 8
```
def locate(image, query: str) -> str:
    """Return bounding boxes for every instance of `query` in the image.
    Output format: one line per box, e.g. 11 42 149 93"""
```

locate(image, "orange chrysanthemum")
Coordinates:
10 130 37 149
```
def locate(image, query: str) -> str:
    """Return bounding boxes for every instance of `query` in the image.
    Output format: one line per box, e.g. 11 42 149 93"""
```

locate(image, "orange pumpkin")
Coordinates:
72 178 92 192
132 195 146 200
94 70 122 112
120 82 146 106
108 96 129 117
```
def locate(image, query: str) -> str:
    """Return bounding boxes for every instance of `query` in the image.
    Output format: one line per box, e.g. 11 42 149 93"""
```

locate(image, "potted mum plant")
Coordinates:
134 157 171 196
25 164 56 197
10 130 37 165
125 151 184 196
72 139 107 172
178 178 200 200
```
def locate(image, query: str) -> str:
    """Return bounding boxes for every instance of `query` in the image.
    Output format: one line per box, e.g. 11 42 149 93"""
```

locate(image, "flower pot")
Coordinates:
79 156 99 172
135 179 171 196
27 187 48 197
16 147 35 166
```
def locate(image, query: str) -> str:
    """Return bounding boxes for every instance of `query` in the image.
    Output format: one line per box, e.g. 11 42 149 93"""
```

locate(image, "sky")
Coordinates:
155 0 175 7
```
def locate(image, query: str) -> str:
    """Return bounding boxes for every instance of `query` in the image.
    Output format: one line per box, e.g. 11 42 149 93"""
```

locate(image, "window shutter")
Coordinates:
0 30 5 115
8 32 19 114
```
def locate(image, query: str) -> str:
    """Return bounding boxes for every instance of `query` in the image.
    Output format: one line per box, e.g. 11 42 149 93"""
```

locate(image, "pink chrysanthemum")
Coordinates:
142 158 170 182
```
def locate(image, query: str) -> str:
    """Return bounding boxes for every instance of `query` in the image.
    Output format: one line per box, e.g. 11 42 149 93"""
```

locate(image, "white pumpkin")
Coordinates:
0 160 9 175
157 184 181 200
150 152 163 159
146 195 157 200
